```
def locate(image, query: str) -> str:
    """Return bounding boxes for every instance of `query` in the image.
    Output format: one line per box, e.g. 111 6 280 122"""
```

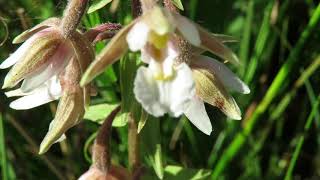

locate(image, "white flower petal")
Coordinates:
126 22 150 52
20 44 72 92
134 66 166 117
9 76 62 110
134 62 195 117
172 14 201 46
184 96 212 135
193 55 250 94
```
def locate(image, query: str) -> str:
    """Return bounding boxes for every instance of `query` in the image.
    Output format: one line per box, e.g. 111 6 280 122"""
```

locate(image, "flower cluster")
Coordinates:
81 4 250 135
1 0 250 178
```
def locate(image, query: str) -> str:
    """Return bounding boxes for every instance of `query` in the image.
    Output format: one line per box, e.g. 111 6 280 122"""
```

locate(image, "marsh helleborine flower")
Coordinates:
81 5 250 135
0 16 105 153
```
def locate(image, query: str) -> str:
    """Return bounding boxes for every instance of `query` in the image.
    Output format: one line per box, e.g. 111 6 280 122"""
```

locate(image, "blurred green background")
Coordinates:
0 0 320 179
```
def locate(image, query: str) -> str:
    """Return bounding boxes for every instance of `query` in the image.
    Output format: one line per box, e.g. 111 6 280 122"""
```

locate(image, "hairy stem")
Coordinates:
61 0 89 38
92 106 121 172
140 0 157 12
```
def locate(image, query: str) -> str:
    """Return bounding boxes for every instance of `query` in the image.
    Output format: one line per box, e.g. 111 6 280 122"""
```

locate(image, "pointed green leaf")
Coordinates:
87 0 112 14
172 0 184 10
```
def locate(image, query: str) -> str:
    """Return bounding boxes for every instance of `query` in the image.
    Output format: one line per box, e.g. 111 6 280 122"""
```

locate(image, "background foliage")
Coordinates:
0 0 320 179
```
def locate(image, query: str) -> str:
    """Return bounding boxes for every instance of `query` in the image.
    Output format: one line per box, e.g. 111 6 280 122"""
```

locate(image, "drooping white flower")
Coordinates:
5 75 62 110
126 7 213 135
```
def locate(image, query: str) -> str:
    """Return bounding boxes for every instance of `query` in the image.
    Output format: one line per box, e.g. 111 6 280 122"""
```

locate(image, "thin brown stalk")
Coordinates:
92 105 121 172
5 114 64 180
128 113 140 171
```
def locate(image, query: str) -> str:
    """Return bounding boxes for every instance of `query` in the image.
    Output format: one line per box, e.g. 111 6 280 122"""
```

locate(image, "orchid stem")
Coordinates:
140 0 157 12
61 0 89 38
92 105 121 172
128 113 140 172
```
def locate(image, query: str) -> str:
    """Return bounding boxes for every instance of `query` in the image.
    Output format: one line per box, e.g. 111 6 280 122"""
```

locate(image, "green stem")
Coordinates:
212 3 320 178
284 94 320 180
0 114 8 180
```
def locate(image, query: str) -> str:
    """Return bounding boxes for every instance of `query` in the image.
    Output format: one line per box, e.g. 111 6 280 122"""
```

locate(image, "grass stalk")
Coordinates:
212 4 320 178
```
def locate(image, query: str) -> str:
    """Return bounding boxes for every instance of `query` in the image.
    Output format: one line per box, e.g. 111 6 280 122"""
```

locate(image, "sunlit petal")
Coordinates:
193 69 241 120
134 62 195 117
126 22 150 51
20 43 72 92
192 55 250 94
184 96 212 135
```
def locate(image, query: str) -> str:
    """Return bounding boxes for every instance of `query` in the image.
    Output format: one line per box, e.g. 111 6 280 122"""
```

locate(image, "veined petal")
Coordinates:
2 28 63 89
184 96 212 135
80 18 140 86
197 26 240 65
171 13 201 46
192 69 241 120
126 22 150 51
191 55 250 94
134 62 195 117
9 77 62 110
12 17 61 44
39 87 84 154
0 31 41 69
20 43 73 92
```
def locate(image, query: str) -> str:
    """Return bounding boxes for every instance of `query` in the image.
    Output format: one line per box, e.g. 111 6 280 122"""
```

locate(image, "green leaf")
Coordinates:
172 0 184 10
140 116 164 179
87 0 112 14
137 110 148 133
164 165 211 180
84 104 127 127
142 165 211 180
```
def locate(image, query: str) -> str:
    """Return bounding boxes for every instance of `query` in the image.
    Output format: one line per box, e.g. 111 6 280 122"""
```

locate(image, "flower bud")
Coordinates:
79 166 130 180
2 27 72 90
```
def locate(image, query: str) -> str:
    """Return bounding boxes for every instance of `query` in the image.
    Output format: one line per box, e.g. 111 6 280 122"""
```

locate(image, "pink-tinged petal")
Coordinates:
197 26 240 65
184 96 212 135
78 168 105 180
20 43 73 92
171 13 201 46
191 55 250 94
2 28 63 89
0 32 40 69
12 17 61 44
126 22 150 51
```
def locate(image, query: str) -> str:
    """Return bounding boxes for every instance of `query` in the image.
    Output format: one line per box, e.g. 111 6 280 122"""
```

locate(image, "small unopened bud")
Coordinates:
61 0 89 38
79 165 130 180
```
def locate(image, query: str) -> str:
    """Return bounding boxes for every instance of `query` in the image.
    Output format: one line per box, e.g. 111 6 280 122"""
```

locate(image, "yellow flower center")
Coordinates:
148 31 169 50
